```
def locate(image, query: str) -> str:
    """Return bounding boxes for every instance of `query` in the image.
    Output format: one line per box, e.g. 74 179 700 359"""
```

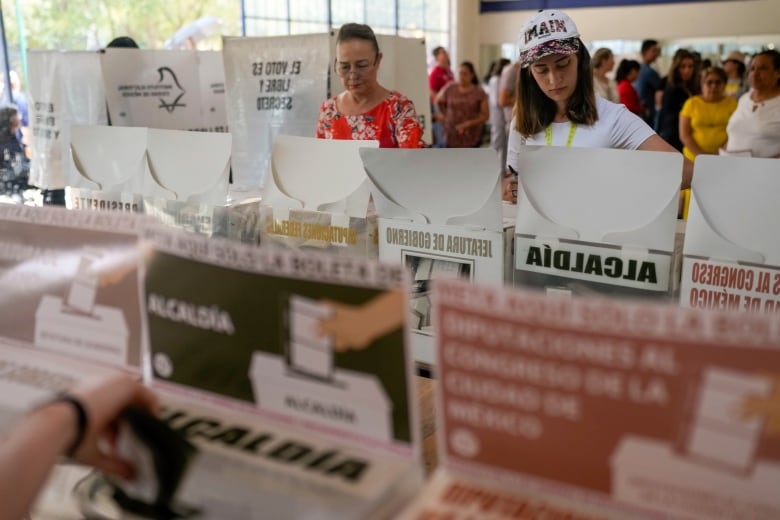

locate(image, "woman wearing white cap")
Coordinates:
722 50 748 100
504 10 691 201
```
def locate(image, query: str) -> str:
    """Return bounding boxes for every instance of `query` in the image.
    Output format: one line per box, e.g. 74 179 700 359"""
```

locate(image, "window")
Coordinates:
244 0 450 56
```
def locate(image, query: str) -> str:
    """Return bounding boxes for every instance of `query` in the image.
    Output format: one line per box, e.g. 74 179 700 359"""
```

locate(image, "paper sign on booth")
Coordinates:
102 49 203 130
415 279 780 520
222 34 330 188
681 156 780 315
513 146 681 299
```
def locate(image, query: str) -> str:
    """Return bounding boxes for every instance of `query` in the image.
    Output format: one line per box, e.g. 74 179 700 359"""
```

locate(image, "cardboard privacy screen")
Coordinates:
513 146 682 298
27 50 107 190
70 125 148 196
222 34 331 188
361 148 505 367
266 135 377 218
68 125 232 236
258 135 379 256
681 155 780 314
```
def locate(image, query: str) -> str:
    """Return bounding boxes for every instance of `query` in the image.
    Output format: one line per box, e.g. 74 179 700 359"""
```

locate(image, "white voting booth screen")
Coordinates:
27 50 107 190
681 155 780 315
513 146 681 299
197 50 229 133
223 34 330 189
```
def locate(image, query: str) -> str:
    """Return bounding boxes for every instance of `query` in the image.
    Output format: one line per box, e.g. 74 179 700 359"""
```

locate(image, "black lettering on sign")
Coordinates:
525 245 658 284
162 408 370 483
257 97 293 111
265 78 291 93
265 61 287 75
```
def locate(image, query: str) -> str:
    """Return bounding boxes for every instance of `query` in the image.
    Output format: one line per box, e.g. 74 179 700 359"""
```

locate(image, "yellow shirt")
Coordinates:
680 95 738 161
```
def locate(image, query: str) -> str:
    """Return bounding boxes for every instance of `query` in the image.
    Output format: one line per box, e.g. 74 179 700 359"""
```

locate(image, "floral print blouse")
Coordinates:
315 91 426 148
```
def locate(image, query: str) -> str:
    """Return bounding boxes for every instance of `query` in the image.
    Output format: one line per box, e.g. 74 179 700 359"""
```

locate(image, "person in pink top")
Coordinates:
436 61 489 147
429 46 454 97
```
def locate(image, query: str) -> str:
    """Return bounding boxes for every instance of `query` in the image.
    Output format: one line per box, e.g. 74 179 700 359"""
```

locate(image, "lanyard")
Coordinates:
545 123 577 147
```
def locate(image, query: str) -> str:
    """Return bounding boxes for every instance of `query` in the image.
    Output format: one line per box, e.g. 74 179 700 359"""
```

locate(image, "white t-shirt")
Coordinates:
725 90 780 158
507 96 655 170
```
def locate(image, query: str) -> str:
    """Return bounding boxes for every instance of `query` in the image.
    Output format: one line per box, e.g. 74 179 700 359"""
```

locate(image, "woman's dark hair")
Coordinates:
0 106 18 138
484 61 497 84
667 49 699 93
754 49 780 86
461 61 479 86
615 59 640 83
336 23 380 57
514 40 597 137
641 39 659 55
733 60 747 77
106 36 139 49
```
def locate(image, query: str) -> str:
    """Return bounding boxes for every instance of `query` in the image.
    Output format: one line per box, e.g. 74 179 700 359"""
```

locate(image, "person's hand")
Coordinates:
68 374 159 479
455 122 469 134
502 171 518 204
318 301 377 352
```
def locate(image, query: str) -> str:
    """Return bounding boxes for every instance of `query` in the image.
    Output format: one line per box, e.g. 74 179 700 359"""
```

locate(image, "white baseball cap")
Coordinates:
519 10 580 68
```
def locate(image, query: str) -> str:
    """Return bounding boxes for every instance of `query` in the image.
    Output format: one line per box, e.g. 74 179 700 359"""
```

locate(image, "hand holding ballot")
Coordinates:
318 290 404 352
0 373 158 520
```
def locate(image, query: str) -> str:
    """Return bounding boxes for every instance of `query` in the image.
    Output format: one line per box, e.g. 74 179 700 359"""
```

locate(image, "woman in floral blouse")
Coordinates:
315 23 426 148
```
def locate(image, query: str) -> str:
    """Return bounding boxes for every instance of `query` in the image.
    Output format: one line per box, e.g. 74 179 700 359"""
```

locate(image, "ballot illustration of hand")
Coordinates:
741 376 780 436
317 290 404 353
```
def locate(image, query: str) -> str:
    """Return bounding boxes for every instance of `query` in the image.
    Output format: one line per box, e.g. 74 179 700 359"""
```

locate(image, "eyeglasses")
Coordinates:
704 80 724 86
334 60 375 78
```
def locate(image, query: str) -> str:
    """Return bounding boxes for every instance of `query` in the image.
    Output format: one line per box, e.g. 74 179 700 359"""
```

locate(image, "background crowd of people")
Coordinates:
1 20 779 205
418 30 779 172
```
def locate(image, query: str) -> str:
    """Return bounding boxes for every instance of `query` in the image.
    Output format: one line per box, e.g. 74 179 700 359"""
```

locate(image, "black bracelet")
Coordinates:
49 393 89 458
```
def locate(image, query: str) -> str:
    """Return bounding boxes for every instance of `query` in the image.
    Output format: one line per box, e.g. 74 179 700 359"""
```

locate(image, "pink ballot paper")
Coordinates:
399 279 780 520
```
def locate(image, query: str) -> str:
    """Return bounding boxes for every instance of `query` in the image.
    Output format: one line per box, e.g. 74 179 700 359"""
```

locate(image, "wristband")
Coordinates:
49 393 89 458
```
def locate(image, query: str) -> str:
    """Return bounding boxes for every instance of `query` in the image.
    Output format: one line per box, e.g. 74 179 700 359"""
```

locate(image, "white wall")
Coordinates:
477 0 780 45
451 0 481 69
